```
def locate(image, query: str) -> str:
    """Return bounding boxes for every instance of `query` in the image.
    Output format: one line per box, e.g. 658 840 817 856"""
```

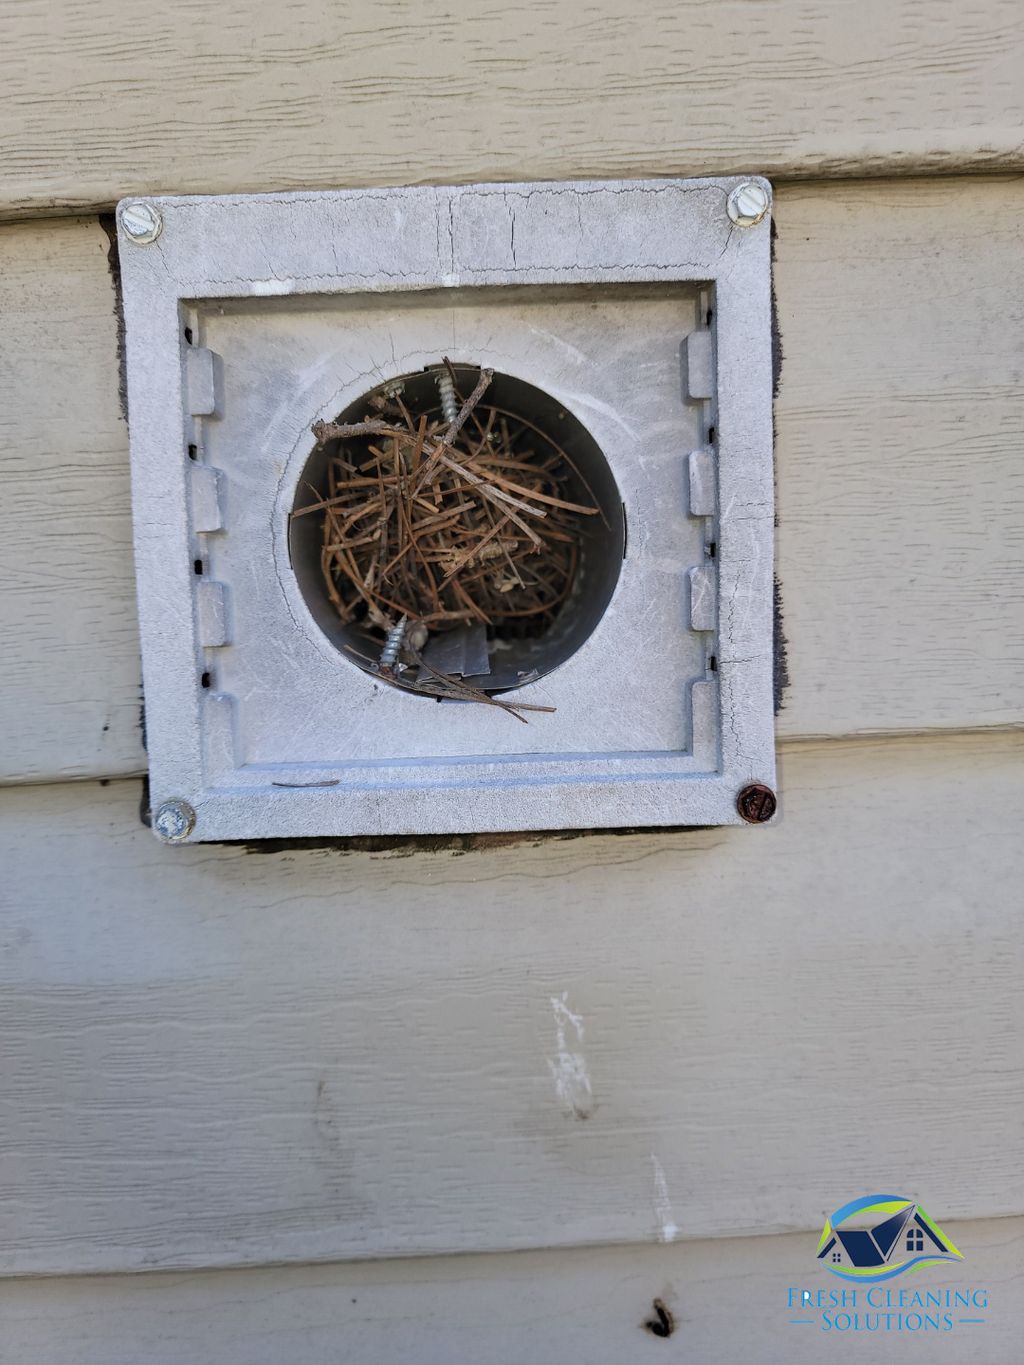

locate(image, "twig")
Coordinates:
301 367 599 719
412 365 494 494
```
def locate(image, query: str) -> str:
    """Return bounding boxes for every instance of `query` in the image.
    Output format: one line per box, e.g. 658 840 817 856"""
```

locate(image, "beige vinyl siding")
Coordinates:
0 1 1022 218
2 1218 1019 1364
1 731 1020 1274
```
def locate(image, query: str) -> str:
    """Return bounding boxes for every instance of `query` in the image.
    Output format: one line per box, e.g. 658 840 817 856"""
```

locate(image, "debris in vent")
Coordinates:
294 360 603 720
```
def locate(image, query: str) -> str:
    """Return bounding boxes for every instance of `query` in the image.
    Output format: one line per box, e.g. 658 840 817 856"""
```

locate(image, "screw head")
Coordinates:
737 782 777 823
119 200 163 245
153 799 196 843
726 181 770 228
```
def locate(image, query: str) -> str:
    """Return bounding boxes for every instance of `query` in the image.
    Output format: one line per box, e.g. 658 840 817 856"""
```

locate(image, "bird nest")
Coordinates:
291 362 606 720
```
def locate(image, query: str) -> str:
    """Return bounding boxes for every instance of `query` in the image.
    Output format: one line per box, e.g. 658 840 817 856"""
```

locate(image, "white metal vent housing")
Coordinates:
118 178 776 840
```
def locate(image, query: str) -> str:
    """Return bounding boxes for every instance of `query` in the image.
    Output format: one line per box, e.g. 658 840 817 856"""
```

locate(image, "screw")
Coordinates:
726 181 770 228
153 798 196 843
379 616 408 670
737 783 777 823
436 368 459 426
119 200 163 245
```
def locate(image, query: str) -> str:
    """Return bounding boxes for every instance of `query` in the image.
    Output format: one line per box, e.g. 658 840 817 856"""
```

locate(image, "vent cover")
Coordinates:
119 178 776 840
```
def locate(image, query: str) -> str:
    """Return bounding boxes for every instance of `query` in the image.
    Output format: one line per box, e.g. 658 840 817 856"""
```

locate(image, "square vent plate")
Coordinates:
118 178 776 841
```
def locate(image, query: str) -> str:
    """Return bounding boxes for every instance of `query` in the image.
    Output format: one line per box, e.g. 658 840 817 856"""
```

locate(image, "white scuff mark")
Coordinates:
249 278 296 295
651 1156 679 1243
547 992 594 1120
526 325 588 365
551 991 585 1043
564 391 637 438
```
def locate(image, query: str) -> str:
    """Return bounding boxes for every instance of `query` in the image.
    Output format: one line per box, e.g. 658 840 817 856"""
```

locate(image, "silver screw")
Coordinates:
119 200 163 245
379 616 408 669
436 369 459 426
153 799 196 843
726 181 770 228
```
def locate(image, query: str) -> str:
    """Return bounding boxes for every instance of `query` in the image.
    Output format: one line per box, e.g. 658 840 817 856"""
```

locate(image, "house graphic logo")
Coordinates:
817 1196 963 1283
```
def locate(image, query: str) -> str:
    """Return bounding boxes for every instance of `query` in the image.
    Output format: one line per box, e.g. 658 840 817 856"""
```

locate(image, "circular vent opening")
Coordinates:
289 364 624 696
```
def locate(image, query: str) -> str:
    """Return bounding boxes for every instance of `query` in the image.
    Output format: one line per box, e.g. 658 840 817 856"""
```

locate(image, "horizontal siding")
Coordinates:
0 218 141 782
1 178 1022 783
1 1219 1019 1363
1 731 1021 1275
774 175 1024 737
1 2 1023 216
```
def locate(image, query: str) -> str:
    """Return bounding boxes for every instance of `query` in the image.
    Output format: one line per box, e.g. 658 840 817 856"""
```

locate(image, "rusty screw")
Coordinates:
737 782 777 823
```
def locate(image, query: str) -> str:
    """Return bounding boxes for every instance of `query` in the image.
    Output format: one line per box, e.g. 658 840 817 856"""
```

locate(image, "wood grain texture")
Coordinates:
1 1 1023 217
0 217 143 782
1 731 1021 1275
2 1219 1020 1362
774 175 1024 736
2 179 1023 782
